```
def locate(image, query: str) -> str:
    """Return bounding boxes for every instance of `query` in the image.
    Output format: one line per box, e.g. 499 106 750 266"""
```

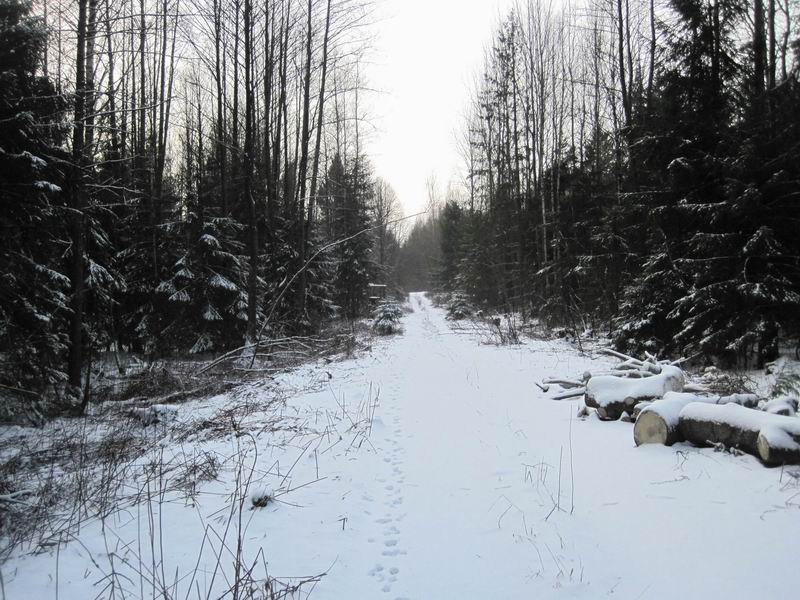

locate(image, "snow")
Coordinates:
33 180 62 193
209 273 238 291
639 391 696 425
761 396 799 416
202 304 222 321
642 391 762 425
22 151 46 169
2 293 799 599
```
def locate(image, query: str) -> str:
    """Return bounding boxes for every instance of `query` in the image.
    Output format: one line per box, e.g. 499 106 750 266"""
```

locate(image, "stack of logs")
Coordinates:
540 349 800 466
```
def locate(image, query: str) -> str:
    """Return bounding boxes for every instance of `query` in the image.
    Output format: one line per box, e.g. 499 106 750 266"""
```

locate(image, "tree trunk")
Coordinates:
294 0 314 314
767 0 776 89
244 0 258 342
754 0 767 96
68 0 89 392
298 0 333 314
616 0 631 129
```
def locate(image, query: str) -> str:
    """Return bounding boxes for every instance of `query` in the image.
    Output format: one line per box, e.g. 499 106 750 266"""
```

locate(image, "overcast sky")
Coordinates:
364 0 515 219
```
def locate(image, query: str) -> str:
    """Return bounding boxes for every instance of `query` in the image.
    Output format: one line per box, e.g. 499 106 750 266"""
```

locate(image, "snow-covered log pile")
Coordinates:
633 392 800 464
540 348 690 420
540 347 800 465
585 364 686 420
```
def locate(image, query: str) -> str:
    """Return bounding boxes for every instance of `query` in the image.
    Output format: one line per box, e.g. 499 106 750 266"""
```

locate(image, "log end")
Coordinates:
757 426 800 466
634 410 669 446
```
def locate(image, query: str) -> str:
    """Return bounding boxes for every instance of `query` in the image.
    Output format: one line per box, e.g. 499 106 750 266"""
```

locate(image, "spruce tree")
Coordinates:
325 154 374 319
0 0 71 400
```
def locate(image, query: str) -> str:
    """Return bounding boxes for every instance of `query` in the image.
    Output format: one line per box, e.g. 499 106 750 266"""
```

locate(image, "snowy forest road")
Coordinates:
5 293 799 600
270 292 799 599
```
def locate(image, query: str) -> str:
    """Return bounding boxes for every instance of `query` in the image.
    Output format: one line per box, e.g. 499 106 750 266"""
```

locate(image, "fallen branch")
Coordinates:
542 377 584 389
551 388 586 400
0 489 34 506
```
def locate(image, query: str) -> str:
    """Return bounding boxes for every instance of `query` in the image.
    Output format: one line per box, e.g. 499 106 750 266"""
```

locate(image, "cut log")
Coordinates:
635 398 686 446
678 402 800 465
635 392 763 447
585 365 685 421
757 425 800 465
679 403 762 454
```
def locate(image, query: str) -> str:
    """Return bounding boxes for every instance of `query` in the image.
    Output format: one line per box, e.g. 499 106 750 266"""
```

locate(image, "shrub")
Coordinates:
372 301 404 335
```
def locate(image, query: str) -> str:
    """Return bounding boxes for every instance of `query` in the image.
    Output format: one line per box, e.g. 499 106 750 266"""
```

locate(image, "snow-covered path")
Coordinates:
5 292 799 599
265 292 799 599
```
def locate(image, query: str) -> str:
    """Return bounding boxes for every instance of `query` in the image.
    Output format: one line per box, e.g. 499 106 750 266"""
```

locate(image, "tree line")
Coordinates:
0 0 404 413
428 0 800 367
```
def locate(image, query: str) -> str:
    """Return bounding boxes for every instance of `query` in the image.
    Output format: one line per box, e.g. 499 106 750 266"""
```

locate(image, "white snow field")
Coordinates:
3 292 799 599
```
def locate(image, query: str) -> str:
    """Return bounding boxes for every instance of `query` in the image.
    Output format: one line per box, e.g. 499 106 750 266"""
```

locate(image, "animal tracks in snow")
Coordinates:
366 391 410 596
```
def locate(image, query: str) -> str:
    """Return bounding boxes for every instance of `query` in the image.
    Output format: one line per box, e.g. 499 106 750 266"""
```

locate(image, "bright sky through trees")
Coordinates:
366 0 515 217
